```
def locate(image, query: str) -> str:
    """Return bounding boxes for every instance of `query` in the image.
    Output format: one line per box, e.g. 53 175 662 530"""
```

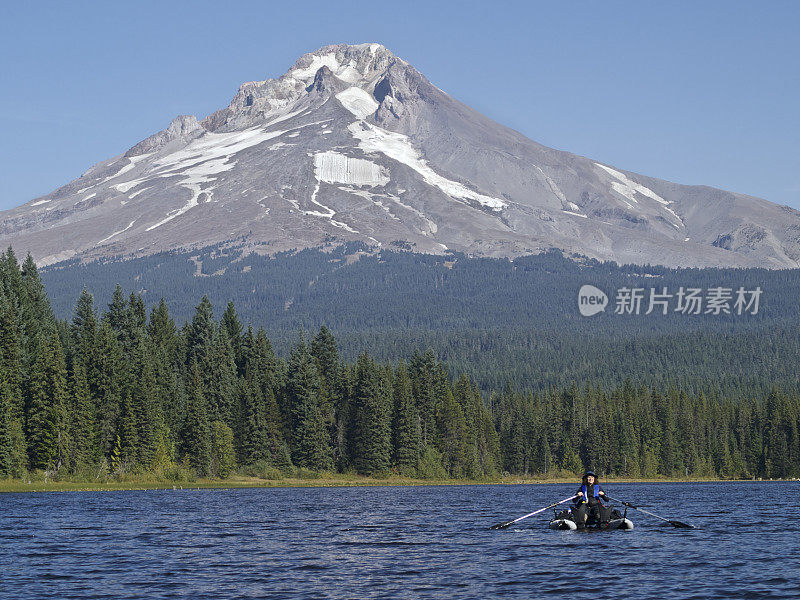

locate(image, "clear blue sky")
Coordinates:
1 0 798 211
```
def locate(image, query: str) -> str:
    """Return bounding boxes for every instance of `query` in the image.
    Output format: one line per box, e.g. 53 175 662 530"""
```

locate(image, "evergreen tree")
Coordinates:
183 360 211 474
211 420 236 478
285 340 332 471
118 391 139 468
93 321 125 457
26 331 70 471
186 296 215 369
207 327 237 426
221 301 244 371
409 349 439 448
69 361 94 468
0 374 12 477
105 285 128 341
147 299 181 446
434 369 468 477
311 325 345 465
349 354 392 475
392 362 420 475
0 295 23 421
71 288 97 368
131 341 161 468
148 299 178 358
238 377 269 464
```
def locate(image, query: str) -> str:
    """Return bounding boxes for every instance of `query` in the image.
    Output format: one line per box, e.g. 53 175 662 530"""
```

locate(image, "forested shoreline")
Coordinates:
2 248 799 482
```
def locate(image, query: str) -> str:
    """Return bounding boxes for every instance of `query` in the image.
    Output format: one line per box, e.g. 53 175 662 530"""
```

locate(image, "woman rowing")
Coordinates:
572 470 612 528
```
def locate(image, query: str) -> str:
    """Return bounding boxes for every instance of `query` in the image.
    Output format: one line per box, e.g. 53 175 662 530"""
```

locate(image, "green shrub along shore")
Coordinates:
1 248 799 488
0 470 762 494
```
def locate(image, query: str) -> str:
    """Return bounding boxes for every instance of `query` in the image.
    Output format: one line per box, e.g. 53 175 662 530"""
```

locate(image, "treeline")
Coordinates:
495 383 800 479
40 243 800 396
2 249 799 480
44 242 798 337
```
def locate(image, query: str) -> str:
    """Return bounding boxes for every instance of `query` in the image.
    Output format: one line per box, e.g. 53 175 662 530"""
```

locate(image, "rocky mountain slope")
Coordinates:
2 43 799 268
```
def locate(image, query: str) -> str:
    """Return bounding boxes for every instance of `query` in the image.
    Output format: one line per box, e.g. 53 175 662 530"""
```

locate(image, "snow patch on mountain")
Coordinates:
291 53 343 81
305 182 359 233
313 151 389 187
596 163 666 205
128 186 151 199
596 163 683 228
155 127 286 175
338 186 400 221
336 87 379 120
146 187 202 231
113 153 152 179
534 165 568 204
306 175 359 234
98 220 136 245
347 122 506 211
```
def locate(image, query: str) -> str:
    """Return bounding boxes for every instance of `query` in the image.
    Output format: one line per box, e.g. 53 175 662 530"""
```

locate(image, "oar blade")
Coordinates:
490 520 514 530
668 520 695 529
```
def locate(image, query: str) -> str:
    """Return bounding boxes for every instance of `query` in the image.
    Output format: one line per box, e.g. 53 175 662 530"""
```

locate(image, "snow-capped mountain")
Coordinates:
2 43 799 268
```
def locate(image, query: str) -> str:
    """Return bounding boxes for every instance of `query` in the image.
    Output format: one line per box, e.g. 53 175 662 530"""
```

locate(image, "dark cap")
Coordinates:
583 470 596 478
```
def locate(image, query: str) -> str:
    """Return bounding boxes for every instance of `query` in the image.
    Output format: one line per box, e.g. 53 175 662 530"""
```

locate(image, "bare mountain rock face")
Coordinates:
2 43 798 268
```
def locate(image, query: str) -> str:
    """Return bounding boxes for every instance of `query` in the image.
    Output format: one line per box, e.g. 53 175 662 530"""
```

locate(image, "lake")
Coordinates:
1 482 798 599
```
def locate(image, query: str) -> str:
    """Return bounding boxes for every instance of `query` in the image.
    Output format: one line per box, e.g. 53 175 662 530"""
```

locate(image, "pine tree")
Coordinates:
105 285 128 340
409 349 439 448
131 342 161 469
186 296 215 369
0 374 12 477
69 361 95 468
19 254 56 431
349 353 392 475
286 341 332 471
26 331 70 471
210 420 236 478
118 391 139 468
0 295 23 422
434 368 468 477
221 301 244 371
207 327 237 426
238 377 268 464
148 299 178 358
392 362 420 475
311 326 345 464
183 360 211 474
0 284 26 478
1 248 24 308
147 299 181 448
71 288 97 368
93 321 125 457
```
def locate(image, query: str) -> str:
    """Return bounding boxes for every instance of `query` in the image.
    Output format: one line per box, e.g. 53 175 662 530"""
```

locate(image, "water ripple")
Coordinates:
1 482 798 599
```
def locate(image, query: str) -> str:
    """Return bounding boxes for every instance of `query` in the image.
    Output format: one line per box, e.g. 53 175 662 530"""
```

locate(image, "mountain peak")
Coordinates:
284 43 402 94
4 43 799 270
201 43 402 132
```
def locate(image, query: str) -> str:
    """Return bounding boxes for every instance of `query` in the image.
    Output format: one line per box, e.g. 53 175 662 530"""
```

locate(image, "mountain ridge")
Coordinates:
2 43 798 269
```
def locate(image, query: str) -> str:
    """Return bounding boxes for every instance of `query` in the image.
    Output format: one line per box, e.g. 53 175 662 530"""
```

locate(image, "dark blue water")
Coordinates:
1 482 798 599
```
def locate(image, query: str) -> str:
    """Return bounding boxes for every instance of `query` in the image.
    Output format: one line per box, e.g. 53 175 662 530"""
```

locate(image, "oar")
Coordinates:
606 496 695 529
490 495 578 530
